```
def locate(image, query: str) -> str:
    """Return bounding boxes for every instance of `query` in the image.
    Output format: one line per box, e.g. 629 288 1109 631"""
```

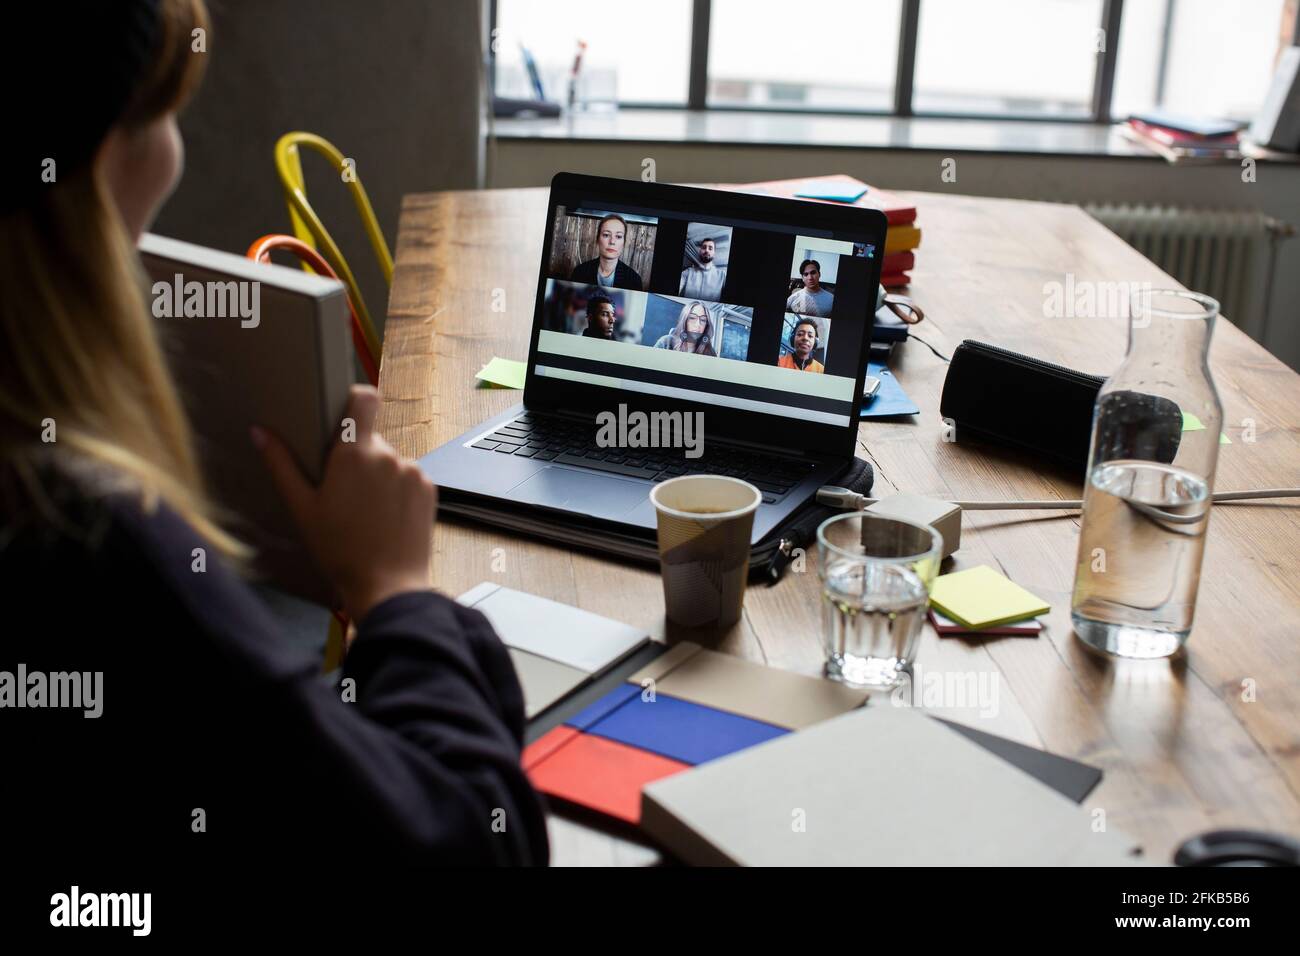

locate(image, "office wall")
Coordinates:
154 0 485 337
488 138 1300 372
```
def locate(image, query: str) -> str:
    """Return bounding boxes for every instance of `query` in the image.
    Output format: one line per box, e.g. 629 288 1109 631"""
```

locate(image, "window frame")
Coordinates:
489 0 1297 124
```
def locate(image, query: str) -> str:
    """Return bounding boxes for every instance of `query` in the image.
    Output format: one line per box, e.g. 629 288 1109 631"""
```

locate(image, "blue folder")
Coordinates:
564 684 640 732
858 362 919 418
585 692 788 765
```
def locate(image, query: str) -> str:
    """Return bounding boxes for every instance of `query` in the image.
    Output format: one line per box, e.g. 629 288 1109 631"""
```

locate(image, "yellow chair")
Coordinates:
274 131 392 371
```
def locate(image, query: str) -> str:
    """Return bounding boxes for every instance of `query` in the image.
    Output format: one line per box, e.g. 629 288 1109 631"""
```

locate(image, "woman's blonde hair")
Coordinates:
668 301 716 356
0 0 244 557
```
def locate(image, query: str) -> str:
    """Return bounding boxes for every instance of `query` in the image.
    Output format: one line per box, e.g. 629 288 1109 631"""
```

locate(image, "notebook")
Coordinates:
641 706 1138 866
521 642 870 824
457 583 651 719
521 639 1104 828
140 233 353 604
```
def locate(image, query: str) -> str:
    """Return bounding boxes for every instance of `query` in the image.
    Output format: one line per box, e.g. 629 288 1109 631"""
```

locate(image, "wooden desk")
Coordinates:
378 186 1300 866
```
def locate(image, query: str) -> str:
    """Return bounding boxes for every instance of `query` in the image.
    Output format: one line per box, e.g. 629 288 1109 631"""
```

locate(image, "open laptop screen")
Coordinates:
525 174 887 457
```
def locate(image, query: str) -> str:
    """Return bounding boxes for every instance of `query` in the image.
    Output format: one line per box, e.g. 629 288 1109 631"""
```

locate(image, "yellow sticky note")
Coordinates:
929 565 1050 630
475 357 526 390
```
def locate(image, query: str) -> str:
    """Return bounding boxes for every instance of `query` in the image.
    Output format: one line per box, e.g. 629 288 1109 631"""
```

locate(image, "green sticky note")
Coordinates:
475 357 526 390
929 565 1050 631
1182 411 1230 443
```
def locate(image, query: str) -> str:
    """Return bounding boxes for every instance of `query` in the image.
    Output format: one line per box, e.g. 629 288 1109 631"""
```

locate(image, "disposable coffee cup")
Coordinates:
649 475 762 629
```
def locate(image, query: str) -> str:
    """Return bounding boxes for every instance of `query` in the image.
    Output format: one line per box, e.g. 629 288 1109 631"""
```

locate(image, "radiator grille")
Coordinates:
1085 204 1290 334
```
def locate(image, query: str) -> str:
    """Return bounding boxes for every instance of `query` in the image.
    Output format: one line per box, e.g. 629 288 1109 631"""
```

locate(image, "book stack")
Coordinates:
729 175 920 288
1119 109 1244 164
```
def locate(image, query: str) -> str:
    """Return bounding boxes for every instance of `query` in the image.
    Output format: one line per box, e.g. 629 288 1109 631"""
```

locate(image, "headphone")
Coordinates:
789 317 820 348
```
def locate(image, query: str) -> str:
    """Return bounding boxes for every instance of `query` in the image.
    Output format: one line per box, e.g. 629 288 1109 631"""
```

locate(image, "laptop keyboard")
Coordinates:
469 413 817 504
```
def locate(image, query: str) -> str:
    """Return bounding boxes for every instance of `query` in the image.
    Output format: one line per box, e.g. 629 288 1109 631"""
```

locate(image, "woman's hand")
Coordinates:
252 385 437 621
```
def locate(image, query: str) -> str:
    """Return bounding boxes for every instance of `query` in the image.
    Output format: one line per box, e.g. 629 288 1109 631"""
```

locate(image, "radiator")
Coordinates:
1085 203 1293 337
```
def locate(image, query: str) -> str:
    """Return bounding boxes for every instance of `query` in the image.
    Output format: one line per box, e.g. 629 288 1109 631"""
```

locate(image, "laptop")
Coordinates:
419 172 887 549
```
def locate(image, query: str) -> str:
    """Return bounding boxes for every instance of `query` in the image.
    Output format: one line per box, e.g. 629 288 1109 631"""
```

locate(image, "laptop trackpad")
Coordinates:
508 467 648 520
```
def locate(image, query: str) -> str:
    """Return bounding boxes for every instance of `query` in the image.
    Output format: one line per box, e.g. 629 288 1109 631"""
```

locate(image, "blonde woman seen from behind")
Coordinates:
0 0 547 866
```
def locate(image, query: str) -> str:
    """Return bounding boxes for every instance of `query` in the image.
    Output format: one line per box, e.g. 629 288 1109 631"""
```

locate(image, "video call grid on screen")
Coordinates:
536 192 880 428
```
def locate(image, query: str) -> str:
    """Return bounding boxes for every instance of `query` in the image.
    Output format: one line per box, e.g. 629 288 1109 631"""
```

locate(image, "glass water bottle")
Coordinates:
1071 289 1223 659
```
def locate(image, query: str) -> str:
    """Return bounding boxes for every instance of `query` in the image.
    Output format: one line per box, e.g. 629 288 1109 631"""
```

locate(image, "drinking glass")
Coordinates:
817 512 943 689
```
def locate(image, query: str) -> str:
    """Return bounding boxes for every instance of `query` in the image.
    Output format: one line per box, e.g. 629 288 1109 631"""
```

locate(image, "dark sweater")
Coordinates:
569 257 644 291
0 467 549 865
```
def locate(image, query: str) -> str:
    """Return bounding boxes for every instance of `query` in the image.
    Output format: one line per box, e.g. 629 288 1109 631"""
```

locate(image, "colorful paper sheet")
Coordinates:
475 356 526 389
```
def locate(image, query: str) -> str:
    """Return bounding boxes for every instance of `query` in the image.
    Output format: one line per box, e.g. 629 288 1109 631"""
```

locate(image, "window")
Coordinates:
707 0 901 111
1112 0 1289 121
489 0 1298 122
492 0 693 106
913 0 1102 117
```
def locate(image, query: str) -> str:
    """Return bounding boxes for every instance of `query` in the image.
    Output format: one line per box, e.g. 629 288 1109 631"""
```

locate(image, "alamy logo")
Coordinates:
50 886 151 936
0 664 102 718
1042 275 1152 321
889 664 1000 718
151 272 261 328
595 403 704 459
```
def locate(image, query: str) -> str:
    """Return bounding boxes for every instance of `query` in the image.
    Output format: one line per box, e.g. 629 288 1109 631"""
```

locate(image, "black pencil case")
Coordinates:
939 340 1107 472
939 340 1185 473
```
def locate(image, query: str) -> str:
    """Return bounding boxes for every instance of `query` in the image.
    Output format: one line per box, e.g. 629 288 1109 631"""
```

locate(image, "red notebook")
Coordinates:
929 609 1042 637
882 251 914 274
1128 119 1239 148
727 175 917 226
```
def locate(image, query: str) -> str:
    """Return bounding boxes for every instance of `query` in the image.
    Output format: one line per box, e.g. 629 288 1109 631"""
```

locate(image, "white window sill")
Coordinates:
490 107 1159 160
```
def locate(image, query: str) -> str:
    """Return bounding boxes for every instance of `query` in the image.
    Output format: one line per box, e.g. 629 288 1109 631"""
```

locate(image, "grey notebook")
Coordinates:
457 583 651 720
140 234 353 602
641 706 1140 866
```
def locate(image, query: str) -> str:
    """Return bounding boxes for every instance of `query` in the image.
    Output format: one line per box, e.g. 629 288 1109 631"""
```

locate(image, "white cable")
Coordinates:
816 487 1300 512
954 488 1300 510
952 498 1080 510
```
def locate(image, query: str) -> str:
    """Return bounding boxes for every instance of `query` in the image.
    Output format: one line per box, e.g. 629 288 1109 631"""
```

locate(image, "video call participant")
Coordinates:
679 236 727 301
778 317 825 373
654 300 718 356
569 214 643 290
582 294 617 338
787 259 834 316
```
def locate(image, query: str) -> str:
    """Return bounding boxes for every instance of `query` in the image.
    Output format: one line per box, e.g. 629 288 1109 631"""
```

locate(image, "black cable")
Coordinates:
908 331 950 363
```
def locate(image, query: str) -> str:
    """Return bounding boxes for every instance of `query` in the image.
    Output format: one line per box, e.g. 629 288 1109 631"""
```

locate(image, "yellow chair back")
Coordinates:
274 131 392 365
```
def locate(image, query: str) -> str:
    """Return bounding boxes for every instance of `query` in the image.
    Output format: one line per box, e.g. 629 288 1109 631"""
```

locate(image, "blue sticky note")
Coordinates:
858 362 919 418
563 684 640 732
585 693 788 766
793 179 869 203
